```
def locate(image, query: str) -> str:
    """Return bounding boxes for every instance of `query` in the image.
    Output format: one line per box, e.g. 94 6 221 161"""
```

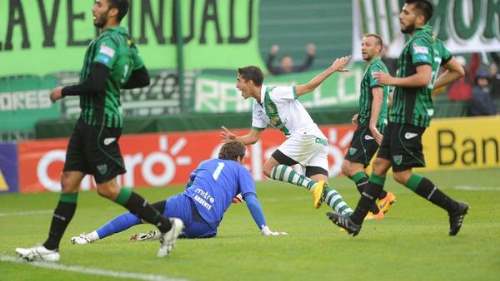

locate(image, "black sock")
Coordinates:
378 190 388 200
408 175 459 213
116 188 172 233
350 174 385 225
43 193 78 250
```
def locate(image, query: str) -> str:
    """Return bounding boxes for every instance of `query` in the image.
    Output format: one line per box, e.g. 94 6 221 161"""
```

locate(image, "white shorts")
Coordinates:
277 133 329 172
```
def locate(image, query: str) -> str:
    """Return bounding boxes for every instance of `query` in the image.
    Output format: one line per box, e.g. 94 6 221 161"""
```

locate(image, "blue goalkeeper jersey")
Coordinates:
184 159 256 228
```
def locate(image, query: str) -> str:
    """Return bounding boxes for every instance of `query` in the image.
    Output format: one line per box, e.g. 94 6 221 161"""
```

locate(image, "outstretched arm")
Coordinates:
294 56 350 97
243 193 287 236
221 126 263 145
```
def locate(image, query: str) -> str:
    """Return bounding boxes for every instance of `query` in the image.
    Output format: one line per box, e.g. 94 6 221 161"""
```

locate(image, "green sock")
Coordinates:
350 171 369 195
323 185 353 215
270 164 315 190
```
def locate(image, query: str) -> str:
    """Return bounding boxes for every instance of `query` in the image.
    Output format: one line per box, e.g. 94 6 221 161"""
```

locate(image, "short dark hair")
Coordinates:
405 0 433 23
218 141 246 161
109 0 129 22
363 33 384 47
238 66 263 86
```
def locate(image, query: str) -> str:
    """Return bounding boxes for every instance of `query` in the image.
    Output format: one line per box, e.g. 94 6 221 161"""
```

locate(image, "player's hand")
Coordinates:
50 87 63 103
373 72 394 85
232 194 243 204
221 126 237 142
369 126 383 145
306 43 316 55
270 44 279 55
351 114 359 125
261 226 288 236
330 56 350 72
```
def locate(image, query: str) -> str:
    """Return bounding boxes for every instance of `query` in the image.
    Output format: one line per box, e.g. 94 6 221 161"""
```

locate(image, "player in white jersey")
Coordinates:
221 56 354 216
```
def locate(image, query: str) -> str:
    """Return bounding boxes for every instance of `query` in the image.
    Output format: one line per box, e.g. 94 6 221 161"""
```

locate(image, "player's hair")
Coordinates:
405 0 433 23
108 0 129 22
219 141 246 161
238 66 263 86
363 33 383 47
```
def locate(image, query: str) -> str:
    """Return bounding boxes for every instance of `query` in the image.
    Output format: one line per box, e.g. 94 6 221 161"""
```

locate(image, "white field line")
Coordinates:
0 254 187 281
0 210 53 217
453 185 500 191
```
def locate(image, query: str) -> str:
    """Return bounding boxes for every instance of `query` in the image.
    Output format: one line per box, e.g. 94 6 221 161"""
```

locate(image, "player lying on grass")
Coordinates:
71 141 286 245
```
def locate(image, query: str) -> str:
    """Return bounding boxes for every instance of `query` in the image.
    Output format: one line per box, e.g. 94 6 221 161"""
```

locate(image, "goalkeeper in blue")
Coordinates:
71 141 286 245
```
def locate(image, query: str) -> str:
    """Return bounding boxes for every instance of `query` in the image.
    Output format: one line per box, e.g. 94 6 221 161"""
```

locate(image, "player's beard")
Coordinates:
401 23 415 34
94 11 109 28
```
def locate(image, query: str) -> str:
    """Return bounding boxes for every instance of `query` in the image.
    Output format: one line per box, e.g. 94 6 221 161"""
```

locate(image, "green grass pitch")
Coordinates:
1 169 499 281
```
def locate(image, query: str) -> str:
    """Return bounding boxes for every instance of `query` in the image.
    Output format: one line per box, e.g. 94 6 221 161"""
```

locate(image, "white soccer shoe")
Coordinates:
130 230 161 241
70 233 94 245
15 245 60 262
157 218 184 258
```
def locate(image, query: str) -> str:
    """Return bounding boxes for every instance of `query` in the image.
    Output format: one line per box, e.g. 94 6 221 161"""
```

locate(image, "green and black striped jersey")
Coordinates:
431 38 452 87
390 24 435 127
79 26 144 128
357 57 389 131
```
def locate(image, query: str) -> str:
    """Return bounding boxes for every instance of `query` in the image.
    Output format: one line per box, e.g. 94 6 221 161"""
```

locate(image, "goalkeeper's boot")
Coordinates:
158 218 184 257
70 233 96 245
378 192 396 214
311 180 326 209
15 245 60 262
448 202 469 236
130 230 161 241
326 212 361 236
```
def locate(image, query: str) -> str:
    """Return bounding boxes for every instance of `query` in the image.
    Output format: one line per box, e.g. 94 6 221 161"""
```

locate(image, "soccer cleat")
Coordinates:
130 230 161 241
70 233 94 245
311 180 326 209
157 218 184 257
15 245 60 262
364 210 384 221
449 202 469 236
326 212 361 236
377 192 396 214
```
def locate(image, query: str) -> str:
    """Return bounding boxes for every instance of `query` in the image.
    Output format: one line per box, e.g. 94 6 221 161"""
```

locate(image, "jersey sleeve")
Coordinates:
93 36 119 69
237 166 257 197
411 38 433 66
251 102 268 130
369 63 387 88
270 86 296 101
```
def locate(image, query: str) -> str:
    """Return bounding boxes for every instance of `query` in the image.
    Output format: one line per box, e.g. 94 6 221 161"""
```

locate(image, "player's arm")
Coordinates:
221 126 263 145
294 56 350 97
433 58 465 91
369 87 384 144
373 64 432 88
122 66 150 89
243 193 287 236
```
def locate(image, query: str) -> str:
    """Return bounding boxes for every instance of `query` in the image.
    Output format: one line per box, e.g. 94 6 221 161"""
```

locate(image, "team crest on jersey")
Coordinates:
97 164 108 175
413 44 428 54
393 155 403 165
349 147 358 155
99 44 115 58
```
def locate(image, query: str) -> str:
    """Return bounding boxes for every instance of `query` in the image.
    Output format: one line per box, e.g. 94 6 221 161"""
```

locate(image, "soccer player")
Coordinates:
16 0 183 262
327 0 469 236
221 57 353 216
70 141 286 244
341 34 395 220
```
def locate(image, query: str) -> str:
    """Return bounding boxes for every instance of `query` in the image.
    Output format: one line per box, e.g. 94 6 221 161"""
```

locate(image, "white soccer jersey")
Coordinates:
251 85 324 137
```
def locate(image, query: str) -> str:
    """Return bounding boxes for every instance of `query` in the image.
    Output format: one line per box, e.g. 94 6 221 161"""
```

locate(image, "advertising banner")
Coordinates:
17 124 355 193
0 143 19 192
0 0 262 76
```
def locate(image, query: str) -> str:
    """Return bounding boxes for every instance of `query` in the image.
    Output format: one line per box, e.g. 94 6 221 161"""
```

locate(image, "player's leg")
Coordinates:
16 120 87 262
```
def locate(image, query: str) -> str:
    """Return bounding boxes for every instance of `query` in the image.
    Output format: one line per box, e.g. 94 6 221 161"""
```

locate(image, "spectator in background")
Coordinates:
488 54 500 99
469 68 497 116
266 43 316 75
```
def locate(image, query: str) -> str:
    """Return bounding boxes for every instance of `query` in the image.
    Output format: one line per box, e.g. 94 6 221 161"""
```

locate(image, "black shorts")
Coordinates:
377 122 426 172
344 125 380 167
63 118 126 184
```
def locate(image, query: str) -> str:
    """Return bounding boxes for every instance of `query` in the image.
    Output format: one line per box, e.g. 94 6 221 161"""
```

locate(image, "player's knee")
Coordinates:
341 160 351 176
393 172 410 185
96 185 116 199
60 172 80 193
372 158 390 175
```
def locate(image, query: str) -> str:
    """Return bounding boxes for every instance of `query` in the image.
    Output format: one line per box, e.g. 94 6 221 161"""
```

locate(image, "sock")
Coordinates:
323 185 353 216
350 171 380 214
96 212 142 239
87 231 99 241
406 174 459 213
350 171 368 195
378 189 388 200
270 164 315 191
350 174 385 225
43 193 78 250
115 188 172 233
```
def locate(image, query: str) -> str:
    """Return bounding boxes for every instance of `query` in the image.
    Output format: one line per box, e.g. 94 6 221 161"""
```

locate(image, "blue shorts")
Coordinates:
164 194 217 238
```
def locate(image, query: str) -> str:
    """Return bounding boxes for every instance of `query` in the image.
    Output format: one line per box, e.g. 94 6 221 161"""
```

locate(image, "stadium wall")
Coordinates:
2 116 499 194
